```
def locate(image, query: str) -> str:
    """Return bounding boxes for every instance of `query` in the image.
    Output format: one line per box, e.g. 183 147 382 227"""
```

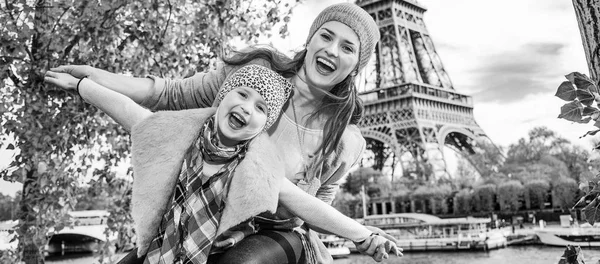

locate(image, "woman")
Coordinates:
47 3 395 263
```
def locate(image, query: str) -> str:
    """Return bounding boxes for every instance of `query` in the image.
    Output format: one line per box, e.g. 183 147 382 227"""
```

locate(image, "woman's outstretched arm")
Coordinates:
49 65 155 105
49 62 230 111
44 71 151 131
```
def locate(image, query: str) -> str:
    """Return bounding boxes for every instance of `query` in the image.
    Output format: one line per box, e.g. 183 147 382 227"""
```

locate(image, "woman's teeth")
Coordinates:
317 57 336 72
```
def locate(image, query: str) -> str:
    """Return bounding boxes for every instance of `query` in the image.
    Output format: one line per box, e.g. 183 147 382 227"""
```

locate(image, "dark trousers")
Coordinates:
208 230 305 264
117 230 304 264
116 249 145 264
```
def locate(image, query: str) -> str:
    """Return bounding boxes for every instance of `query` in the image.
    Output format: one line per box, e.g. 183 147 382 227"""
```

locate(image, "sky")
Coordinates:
270 0 594 150
0 0 594 196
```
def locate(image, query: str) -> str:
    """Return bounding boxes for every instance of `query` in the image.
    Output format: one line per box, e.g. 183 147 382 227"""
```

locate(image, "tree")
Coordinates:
455 188 473 215
553 144 597 183
572 0 600 87
472 184 496 213
342 167 384 196
524 180 550 210
0 1 298 262
497 181 524 212
453 158 479 189
408 184 452 214
468 139 505 178
553 178 579 210
501 127 579 184
331 190 361 219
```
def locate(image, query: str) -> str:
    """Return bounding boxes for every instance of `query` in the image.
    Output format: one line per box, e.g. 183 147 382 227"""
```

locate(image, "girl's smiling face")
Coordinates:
303 21 360 91
216 87 268 146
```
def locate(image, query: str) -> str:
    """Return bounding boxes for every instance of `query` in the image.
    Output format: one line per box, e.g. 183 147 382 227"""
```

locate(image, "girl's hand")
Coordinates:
44 71 80 91
49 65 93 79
355 233 403 262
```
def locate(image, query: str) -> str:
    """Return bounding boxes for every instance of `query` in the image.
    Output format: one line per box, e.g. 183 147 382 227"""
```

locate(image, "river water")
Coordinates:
45 246 600 264
334 246 600 264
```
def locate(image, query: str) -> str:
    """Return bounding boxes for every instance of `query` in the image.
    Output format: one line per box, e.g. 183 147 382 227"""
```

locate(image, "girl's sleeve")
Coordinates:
140 61 233 111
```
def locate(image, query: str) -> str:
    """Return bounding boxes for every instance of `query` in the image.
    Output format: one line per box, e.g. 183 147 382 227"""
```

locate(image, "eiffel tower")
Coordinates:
355 0 491 181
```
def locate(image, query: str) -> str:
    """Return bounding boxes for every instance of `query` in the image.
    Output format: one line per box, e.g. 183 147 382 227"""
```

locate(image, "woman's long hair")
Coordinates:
222 46 364 164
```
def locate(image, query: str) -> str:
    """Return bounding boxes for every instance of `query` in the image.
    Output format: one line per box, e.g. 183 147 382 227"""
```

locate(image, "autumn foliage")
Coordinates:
0 0 297 263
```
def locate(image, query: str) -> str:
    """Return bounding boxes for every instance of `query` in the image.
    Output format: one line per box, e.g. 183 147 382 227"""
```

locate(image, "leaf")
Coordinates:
583 106 600 118
590 180 600 192
574 196 587 207
579 117 592 123
558 101 583 122
582 197 600 225
576 89 595 106
594 119 600 129
580 129 600 138
558 245 583 264
555 81 577 101
588 181 598 189
579 182 590 193
566 72 595 91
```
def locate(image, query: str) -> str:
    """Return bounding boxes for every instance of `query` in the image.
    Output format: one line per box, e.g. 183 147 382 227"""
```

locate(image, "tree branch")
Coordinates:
5 66 24 87
49 6 71 35
100 2 126 30
60 35 81 62
161 0 173 39
0 56 29 62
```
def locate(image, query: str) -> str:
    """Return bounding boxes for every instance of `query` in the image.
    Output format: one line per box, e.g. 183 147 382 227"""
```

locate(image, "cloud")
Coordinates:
474 92 595 149
469 42 567 103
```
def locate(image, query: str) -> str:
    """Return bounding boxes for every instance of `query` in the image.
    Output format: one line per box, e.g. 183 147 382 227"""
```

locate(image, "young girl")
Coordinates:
45 64 400 264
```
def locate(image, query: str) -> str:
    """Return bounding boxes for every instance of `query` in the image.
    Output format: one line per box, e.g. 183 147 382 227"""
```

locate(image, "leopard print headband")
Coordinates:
215 64 293 130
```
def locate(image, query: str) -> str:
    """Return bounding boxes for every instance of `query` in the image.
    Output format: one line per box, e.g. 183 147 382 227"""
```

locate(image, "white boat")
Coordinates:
0 220 18 251
319 235 351 258
363 213 507 251
534 225 600 248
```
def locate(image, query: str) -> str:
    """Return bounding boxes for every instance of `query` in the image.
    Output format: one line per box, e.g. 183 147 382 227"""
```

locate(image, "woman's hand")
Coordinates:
364 225 398 244
355 233 403 262
44 71 80 91
49 65 94 79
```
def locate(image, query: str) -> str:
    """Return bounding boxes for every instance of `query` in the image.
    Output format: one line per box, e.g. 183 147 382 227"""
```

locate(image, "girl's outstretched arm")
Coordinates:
44 71 151 131
278 179 402 261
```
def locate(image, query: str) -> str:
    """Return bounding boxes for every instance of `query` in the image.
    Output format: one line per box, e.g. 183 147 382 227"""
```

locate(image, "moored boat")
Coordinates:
534 225 600 248
363 213 507 251
319 235 351 258
0 220 18 252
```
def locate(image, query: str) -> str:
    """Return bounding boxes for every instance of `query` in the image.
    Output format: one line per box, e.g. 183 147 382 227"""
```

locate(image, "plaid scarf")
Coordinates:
144 116 247 264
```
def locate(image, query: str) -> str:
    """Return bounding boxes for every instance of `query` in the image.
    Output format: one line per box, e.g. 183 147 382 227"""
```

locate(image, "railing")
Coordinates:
358 82 473 107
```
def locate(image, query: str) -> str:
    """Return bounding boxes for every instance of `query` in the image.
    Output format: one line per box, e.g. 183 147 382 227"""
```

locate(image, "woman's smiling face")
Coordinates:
303 21 360 91
216 87 268 146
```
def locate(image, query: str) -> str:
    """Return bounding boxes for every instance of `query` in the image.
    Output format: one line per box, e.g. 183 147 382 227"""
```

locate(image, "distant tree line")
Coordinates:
334 127 596 219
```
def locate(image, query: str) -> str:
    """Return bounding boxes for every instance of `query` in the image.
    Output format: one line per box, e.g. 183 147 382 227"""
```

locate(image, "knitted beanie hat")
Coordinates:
306 3 380 73
215 64 293 130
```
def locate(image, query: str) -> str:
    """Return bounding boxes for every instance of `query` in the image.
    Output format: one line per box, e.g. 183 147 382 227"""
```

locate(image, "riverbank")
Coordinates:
334 245 600 264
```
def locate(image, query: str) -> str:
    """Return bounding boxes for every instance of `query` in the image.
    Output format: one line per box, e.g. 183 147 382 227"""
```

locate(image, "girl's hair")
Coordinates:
222 46 364 163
